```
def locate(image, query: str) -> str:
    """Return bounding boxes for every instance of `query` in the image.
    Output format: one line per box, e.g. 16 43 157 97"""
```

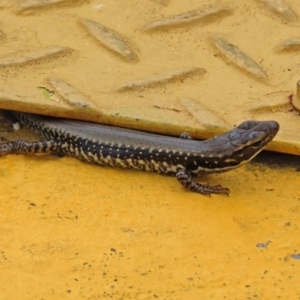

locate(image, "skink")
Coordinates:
0 111 279 196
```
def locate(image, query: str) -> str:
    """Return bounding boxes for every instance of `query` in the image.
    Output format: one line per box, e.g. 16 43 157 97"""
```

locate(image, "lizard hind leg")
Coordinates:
176 169 230 196
0 138 62 156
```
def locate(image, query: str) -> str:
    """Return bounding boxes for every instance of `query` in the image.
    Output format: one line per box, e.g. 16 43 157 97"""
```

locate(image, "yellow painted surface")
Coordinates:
1 152 300 299
0 1 300 299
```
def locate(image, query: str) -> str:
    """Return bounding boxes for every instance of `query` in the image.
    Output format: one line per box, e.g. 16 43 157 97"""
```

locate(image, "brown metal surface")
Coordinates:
0 1 299 154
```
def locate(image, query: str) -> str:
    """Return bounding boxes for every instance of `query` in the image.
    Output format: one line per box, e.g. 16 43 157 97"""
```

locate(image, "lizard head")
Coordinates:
189 120 280 175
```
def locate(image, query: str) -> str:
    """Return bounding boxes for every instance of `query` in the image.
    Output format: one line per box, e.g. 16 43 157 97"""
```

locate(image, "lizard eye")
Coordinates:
252 140 262 148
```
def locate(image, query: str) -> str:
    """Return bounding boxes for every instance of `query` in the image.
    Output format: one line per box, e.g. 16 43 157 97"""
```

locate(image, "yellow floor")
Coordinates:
1 149 300 299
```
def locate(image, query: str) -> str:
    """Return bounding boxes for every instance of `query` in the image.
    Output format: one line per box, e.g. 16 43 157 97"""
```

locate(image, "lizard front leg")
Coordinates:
176 169 230 196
